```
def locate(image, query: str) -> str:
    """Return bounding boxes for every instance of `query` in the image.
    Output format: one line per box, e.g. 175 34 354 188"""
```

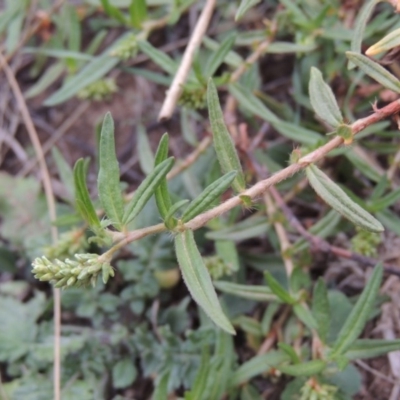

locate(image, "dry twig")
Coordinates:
0 53 61 400
158 0 217 120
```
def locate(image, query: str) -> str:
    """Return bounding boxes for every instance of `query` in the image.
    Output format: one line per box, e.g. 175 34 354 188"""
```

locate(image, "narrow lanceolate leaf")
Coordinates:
44 32 132 106
174 230 235 334
293 304 318 331
129 0 147 29
345 339 400 360
213 281 277 302
154 133 172 220
272 120 323 146
165 199 189 229
73 158 101 228
52 147 74 201
138 40 177 75
265 272 295 305
122 157 174 225
231 351 289 386
331 264 383 357
207 79 245 193
309 67 343 128
306 164 384 233
204 33 236 78
367 27 400 56
97 113 125 230
349 0 377 68
346 52 400 94
235 0 261 21
185 350 210 400
277 360 326 377
312 278 330 343
228 83 279 124
181 171 237 222
137 124 154 175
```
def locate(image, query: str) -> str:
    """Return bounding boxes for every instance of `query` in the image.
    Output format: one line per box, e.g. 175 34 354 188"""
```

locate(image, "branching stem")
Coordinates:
106 98 400 254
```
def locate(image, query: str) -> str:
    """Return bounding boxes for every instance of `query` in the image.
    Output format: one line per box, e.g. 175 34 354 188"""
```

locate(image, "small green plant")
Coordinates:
2 0 400 398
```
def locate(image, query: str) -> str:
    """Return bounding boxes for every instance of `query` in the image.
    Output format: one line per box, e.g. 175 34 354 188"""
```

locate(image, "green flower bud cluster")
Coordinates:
204 255 234 280
32 253 115 288
178 84 207 110
351 226 382 257
110 33 138 60
300 379 337 400
43 229 87 260
77 78 117 101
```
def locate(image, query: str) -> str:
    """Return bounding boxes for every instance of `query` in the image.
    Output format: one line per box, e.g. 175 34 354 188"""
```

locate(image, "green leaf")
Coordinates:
207 79 246 193
154 133 172 220
174 230 235 334
165 199 189 229
137 124 155 175
272 120 323 146
138 40 177 75
215 240 239 273
25 62 65 99
203 36 243 68
235 0 261 20
265 272 295 304
151 370 170 400
377 209 400 235
261 302 280 335
97 113 125 230
122 157 174 225
204 33 236 78
184 349 210 400
345 339 400 360
43 33 130 105
277 360 326 377
112 358 137 389
330 264 383 357
349 0 377 68
266 41 317 53
22 48 93 60
293 303 318 330
73 158 101 228
368 187 400 212
367 26 400 56
129 0 147 28
181 171 237 222
231 351 289 386
346 52 400 94
100 0 126 24
306 164 384 233
52 147 74 201
206 215 270 241
312 278 330 343
309 67 343 128
214 281 276 301
278 343 301 364
345 149 382 183
228 83 279 124
292 209 341 253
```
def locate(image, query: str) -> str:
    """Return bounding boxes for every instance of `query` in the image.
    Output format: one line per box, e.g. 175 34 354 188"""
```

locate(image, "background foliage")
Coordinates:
1 0 400 399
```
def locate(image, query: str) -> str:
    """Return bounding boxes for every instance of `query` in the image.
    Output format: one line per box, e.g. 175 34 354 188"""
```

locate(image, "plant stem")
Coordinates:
115 98 400 249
